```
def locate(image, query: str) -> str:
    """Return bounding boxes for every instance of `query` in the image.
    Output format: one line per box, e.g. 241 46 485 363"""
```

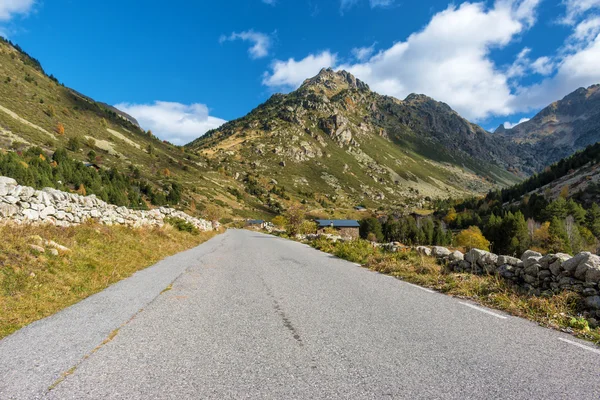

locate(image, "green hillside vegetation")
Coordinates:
0 37 271 220
499 142 600 204
0 147 182 207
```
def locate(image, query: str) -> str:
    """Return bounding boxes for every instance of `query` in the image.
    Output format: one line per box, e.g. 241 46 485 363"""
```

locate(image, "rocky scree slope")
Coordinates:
496 84 600 171
188 69 521 209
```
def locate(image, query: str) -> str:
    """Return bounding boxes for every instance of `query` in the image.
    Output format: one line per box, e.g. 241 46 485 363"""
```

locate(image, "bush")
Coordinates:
333 239 376 264
67 136 81 152
299 220 317 235
164 217 199 235
271 215 287 228
455 226 490 251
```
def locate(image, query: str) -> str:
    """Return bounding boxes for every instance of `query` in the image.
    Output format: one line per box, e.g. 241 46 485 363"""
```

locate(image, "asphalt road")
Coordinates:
2 229 600 399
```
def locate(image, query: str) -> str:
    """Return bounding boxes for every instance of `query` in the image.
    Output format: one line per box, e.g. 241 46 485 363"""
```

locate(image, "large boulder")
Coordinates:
562 252 590 275
0 176 17 186
523 254 543 268
40 206 56 219
581 254 600 283
498 264 517 279
477 252 498 267
432 246 451 258
465 248 488 264
548 253 572 276
0 203 18 217
448 250 464 262
22 209 40 221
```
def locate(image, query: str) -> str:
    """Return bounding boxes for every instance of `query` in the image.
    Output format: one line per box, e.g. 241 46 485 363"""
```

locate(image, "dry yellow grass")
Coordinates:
366 252 600 343
308 237 600 344
0 222 217 339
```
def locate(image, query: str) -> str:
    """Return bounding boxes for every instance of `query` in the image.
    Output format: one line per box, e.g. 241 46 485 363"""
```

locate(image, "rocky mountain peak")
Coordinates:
300 68 369 95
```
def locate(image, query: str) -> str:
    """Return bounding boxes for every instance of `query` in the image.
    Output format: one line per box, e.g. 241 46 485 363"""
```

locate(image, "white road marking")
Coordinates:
404 282 435 293
558 338 600 355
353 263 362 267
460 302 508 319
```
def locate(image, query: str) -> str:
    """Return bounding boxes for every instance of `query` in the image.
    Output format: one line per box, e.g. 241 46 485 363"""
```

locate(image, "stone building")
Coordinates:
316 219 360 239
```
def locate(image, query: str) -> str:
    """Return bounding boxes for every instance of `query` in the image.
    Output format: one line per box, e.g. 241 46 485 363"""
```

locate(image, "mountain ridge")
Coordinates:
497 83 600 169
188 68 523 210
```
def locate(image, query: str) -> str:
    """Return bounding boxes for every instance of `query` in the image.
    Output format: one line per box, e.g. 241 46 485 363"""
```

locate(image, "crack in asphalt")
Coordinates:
261 277 303 346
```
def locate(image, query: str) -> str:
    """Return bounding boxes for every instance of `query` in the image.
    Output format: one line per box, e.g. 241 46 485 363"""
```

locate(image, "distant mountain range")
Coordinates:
496 84 600 170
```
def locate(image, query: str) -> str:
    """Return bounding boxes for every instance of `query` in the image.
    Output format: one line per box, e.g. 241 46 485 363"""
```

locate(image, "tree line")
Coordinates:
0 147 182 208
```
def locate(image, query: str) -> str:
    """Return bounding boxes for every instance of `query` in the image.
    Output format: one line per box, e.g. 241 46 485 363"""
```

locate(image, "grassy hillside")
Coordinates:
0 37 270 220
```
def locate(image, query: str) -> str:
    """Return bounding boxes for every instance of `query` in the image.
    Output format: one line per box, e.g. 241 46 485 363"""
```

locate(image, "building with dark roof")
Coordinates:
315 219 360 239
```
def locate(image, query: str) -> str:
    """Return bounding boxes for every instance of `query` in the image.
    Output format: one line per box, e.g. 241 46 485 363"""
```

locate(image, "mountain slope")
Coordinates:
499 142 600 206
188 68 521 210
0 37 263 220
497 84 600 170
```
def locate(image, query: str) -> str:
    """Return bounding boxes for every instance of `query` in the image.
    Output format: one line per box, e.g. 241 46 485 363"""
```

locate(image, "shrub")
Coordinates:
333 240 376 264
285 203 305 235
271 215 287 228
455 226 490 251
164 217 199 235
67 136 81 152
299 220 317 235
56 123 65 135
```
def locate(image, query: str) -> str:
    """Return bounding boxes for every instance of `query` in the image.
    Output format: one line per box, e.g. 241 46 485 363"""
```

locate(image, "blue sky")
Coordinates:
1 0 600 144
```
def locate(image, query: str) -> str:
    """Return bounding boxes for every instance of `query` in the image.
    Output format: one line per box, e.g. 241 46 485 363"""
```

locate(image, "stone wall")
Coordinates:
0 176 213 231
417 245 600 321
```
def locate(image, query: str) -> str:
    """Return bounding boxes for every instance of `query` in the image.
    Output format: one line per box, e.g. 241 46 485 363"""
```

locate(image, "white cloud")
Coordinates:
262 0 276 4
351 44 377 61
220 30 272 59
261 0 600 122
531 56 554 75
572 16 600 42
114 101 226 146
262 51 337 89
503 117 530 129
561 0 600 25
337 0 542 120
0 0 34 21
507 47 532 78
510 14 600 111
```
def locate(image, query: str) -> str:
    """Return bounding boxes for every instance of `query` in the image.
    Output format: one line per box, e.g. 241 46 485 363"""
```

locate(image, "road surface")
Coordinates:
1 229 600 399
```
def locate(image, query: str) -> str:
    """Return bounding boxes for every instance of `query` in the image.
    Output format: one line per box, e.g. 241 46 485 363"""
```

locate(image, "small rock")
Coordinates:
432 246 451 258
29 244 45 253
448 250 464 262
